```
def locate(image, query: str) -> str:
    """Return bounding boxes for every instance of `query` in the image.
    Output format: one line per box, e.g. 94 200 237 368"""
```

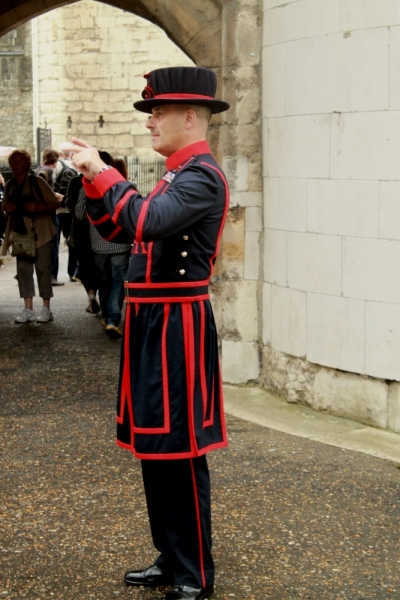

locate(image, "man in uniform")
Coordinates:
71 66 230 600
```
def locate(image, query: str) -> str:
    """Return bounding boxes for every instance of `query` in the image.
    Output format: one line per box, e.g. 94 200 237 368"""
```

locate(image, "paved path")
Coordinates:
0 248 399 599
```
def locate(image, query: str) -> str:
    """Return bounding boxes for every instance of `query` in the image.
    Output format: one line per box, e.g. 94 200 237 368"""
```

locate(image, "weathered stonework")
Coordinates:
34 0 194 155
0 25 34 154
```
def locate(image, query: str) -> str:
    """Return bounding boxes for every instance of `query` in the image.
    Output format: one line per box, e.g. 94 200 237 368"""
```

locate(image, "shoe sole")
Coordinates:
161 585 214 600
15 319 36 323
123 576 174 587
106 328 122 340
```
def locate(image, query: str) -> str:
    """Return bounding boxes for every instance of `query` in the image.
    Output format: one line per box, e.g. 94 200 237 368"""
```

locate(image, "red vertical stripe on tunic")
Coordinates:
161 303 171 433
200 162 230 274
135 180 165 243
117 304 135 449
182 303 198 455
199 301 208 425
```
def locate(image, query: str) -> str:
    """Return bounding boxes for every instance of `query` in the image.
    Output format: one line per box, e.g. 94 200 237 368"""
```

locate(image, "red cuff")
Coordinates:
83 177 102 199
94 168 125 196
83 169 126 198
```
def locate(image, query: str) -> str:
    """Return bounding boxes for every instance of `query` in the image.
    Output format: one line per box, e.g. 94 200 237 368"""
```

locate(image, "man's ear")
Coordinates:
184 108 197 129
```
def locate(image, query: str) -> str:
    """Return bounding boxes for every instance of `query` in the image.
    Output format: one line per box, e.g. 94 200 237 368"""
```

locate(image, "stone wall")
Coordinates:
261 0 400 432
33 0 194 156
0 25 34 155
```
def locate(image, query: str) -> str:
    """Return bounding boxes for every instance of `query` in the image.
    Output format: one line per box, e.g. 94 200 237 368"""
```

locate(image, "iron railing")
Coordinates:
125 156 165 195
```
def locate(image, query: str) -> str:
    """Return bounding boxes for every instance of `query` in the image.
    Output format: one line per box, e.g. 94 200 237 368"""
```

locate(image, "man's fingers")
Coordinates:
70 137 92 151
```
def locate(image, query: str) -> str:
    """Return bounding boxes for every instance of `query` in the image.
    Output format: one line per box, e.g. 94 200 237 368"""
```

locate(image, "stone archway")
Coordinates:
0 0 263 384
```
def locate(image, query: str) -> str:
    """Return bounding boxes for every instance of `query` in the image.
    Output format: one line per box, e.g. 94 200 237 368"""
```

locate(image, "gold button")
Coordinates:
181 251 187 258
179 269 185 275
183 235 189 240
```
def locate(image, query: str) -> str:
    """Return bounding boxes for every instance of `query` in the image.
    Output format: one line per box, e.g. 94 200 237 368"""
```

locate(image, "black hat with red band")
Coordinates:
133 66 230 115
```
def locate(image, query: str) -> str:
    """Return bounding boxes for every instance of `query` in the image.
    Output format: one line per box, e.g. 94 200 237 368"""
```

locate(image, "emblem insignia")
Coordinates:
162 171 176 183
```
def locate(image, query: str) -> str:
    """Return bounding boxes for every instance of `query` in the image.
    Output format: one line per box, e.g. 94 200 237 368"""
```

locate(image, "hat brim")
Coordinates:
133 97 230 115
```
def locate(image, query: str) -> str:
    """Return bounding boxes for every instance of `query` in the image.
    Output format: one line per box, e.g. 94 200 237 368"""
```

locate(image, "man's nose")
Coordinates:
146 117 154 130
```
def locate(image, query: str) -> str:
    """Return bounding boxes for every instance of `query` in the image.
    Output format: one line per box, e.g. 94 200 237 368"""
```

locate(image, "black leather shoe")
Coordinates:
124 564 173 587
161 584 214 599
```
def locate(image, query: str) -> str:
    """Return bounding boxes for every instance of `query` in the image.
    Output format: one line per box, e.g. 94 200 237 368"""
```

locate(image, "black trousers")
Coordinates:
141 456 214 589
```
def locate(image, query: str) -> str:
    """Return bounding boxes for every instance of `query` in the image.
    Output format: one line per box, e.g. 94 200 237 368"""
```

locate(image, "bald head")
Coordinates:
59 141 75 159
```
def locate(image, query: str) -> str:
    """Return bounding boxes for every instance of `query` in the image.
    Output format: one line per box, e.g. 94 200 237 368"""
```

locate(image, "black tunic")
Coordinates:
85 141 229 459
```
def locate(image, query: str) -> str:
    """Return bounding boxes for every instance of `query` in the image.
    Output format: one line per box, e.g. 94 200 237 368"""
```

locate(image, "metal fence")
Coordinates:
0 157 166 196
125 156 165 195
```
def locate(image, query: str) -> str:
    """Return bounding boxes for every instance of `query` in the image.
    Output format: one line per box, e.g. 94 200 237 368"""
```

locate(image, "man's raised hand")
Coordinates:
70 138 107 181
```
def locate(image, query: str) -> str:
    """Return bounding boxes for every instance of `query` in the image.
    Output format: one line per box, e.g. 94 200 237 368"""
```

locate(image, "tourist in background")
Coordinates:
2 149 59 323
66 172 100 315
89 151 131 339
52 141 78 285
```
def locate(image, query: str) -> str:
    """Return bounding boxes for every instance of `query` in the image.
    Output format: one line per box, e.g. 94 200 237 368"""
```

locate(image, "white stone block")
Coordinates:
287 232 342 295
286 28 389 115
236 158 249 192
307 293 365 374
244 232 260 280
380 182 400 240
264 178 306 232
230 191 262 208
222 280 258 342
245 207 263 232
307 179 379 237
278 179 307 233
269 0 340 46
262 282 272 345
267 115 331 179
262 117 269 177
340 0 400 31
222 340 260 384
343 237 400 303
271 285 306 358
236 280 259 341
262 44 286 118
331 112 400 180
263 228 286 286
390 26 400 109
263 178 279 229
313 368 388 429
366 302 400 380
263 0 298 10
388 383 400 433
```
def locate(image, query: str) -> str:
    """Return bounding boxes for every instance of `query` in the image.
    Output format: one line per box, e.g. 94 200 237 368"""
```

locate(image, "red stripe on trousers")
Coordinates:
190 459 207 589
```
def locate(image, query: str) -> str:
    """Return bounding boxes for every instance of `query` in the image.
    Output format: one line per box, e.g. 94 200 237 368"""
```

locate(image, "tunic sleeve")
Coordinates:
85 162 224 243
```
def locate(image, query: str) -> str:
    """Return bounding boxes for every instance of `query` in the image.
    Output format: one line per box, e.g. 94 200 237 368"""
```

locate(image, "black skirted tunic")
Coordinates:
84 141 229 460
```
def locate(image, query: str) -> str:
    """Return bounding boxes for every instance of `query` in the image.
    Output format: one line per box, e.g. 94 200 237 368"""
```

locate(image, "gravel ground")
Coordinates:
0 250 399 600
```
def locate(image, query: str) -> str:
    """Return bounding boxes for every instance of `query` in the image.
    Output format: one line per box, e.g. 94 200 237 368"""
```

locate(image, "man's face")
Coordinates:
145 105 186 157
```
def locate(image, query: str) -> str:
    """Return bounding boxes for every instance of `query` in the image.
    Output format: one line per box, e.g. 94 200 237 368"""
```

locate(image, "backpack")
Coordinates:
54 160 77 196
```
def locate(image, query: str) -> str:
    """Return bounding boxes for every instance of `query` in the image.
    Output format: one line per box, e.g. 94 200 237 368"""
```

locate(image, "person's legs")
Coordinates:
51 215 60 281
35 240 54 322
106 251 129 326
141 457 214 590
59 213 77 278
15 257 36 322
92 252 111 322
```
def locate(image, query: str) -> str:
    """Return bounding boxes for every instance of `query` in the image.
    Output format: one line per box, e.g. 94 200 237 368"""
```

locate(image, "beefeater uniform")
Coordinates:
83 67 230 596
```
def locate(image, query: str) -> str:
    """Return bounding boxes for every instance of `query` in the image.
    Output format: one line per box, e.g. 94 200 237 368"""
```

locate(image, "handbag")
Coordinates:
11 219 36 258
